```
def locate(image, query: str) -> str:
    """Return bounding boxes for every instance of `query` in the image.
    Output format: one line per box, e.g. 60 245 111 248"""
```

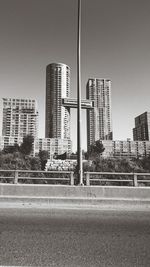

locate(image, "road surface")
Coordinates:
0 208 150 266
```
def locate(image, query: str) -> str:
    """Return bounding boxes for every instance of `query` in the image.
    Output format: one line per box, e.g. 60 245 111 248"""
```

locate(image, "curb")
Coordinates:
1 196 150 210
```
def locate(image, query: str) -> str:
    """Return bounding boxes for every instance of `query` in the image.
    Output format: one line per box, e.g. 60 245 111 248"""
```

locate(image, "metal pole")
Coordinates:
77 0 83 185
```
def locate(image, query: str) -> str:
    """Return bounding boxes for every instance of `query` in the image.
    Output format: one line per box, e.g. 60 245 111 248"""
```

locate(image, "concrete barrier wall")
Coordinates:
0 184 150 200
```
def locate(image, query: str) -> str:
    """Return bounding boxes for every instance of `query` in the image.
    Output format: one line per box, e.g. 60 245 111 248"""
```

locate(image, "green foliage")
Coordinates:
2 135 34 156
30 157 41 170
0 152 40 171
0 135 41 173
2 144 20 154
19 135 34 155
83 157 147 186
0 151 42 183
86 140 105 160
141 156 150 172
84 157 145 173
38 150 49 170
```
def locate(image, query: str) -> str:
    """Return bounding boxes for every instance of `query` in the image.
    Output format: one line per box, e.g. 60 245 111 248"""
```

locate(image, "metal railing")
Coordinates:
0 170 74 186
0 170 150 186
84 172 150 186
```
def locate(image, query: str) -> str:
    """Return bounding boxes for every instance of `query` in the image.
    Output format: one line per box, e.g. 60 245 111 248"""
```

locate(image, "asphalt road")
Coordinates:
0 208 150 267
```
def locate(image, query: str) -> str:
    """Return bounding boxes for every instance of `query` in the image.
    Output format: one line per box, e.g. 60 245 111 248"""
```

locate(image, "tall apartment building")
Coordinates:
86 78 113 150
45 63 71 139
133 112 150 141
2 98 38 138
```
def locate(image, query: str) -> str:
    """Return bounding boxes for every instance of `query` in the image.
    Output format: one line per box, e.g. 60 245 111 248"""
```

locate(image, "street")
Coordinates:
0 208 150 267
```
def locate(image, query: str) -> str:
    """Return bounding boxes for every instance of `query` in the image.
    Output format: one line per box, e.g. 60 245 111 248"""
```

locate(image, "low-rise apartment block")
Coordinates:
0 136 72 159
34 138 72 159
101 140 150 158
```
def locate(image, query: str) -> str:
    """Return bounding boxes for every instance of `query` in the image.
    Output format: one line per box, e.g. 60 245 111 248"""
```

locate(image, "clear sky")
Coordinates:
0 0 150 151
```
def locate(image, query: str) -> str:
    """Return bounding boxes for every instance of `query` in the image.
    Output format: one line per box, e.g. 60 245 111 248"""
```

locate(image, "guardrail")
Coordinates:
0 170 74 186
0 170 150 186
84 172 150 186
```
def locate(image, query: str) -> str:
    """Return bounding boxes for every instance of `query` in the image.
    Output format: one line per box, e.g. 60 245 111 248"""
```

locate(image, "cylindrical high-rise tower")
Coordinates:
45 63 70 139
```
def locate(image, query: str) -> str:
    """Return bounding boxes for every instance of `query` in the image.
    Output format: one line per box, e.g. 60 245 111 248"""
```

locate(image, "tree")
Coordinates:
141 156 150 172
86 140 105 160
38 150 49 170
20 135 34 155
2 144 19 154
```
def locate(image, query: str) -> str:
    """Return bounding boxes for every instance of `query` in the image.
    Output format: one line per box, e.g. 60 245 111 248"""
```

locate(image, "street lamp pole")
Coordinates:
77 0 83 185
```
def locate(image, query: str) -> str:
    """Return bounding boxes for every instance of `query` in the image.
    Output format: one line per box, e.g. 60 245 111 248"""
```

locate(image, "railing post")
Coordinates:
14 170 18 184
86 172 90 186
133 173 138 187
70 172 74 186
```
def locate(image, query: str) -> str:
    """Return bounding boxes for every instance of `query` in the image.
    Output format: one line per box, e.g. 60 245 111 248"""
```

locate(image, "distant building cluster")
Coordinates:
101 140 150 158
1 62 150 159
34 138 72 159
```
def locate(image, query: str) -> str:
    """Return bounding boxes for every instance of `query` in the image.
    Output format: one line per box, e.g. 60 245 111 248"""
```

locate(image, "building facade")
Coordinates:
45 63 71 139
0 136 23 151
2 98 38 138
133 112 150 141
86 79 113 150
0 136 72 159
101 140 150 158
33 138 72 159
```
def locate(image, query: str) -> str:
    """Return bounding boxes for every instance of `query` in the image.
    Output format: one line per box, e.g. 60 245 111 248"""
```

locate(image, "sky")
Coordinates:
0 0 150 151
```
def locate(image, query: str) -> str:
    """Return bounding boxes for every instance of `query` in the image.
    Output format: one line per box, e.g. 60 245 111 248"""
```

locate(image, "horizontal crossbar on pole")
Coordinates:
62 98 94 109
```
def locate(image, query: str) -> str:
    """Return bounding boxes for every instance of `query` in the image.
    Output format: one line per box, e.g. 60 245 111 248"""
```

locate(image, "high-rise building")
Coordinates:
86 78 113 149
45 63 70 139
133 111 150 141
2 98 38 138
